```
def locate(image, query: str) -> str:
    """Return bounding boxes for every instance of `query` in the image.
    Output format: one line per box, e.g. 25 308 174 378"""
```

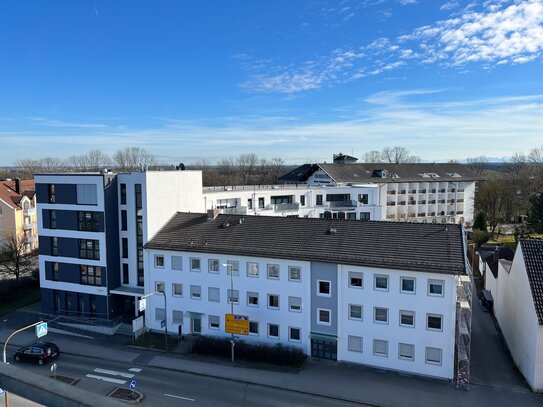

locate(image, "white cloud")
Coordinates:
398 0 417 4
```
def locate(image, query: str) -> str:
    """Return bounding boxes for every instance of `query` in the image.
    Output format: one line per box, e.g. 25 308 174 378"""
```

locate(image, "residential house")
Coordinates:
0 179 37 252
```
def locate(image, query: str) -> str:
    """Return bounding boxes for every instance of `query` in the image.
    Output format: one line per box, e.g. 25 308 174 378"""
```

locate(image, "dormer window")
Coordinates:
447 172 461 178
419 173 430 178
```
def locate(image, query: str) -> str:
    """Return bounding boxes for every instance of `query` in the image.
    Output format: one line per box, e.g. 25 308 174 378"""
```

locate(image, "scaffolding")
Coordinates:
455 272 473 389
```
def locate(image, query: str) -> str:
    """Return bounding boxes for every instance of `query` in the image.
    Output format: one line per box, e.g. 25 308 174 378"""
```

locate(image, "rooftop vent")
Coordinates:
327 227 337 235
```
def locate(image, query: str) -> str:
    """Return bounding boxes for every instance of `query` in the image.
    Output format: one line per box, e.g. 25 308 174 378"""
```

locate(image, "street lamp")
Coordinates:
141 290 168 350
223 262 235 363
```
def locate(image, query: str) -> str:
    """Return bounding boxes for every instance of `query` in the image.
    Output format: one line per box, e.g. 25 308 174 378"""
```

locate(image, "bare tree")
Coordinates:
14 159 42 178
363 150 382 163
362 146 420 164
112 147 157 172
0 233 34 281
476 179 515 233
256 158 270 184
236 153 259 185
217 157 236 186
466 156 488 176
268 157 285 184
528 146 543 163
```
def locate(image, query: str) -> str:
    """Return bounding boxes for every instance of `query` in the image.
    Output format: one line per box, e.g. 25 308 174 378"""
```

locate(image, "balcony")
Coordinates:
274 202 300 212
23 222 36 230
386 214 396 219
420 189 427 194
328 200 357 208
387 191 396 195
418 213 426 217
418 200 427 205
387 201 396 206
24 207 36 217
408 200 417 205
399 190 407 195
398 201 406 206
220 207 248 215
429 200 436 204
409 190 417 194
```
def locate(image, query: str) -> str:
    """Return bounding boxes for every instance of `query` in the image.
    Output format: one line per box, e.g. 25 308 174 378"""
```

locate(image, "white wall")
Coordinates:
337 265 457 379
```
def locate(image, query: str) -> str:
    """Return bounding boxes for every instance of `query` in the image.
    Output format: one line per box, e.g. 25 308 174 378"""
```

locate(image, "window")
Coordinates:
360 212 370 221
122 238 128 258
268 294 279 309
190 258 201 272
428 280 444 297
52 262 59 281
300 195 305 206
399 343 415 361
268 324 279 338
316 194 323 205
348 336 363 352
172 256 183 270
155 255 165 268
51 237 58 256
374 307 388 324
288 296 301 312
76 184 98 205
247 262 259 277
289 327 301 342
155 307 165 322
80 265 102 286
399 310 415 327
155 281 165 293
227 289 239 304
249 321 259 335
258 197 265 209
209 315 220 330
318 280 331 296
226 260 239 276
425 347 442 365
173 310 183 324
358 194 369 204
49 210 57 229
208 259 219 273
247 292 259 306
349 304 363 320
208 287 220 302
120 183 126 205
190 285 201 300
373 339 388 357
79 239 99 260
48 184 56 203
427 314 443 331
121 210 127 231
401 277 416 294
122 264 129 284
318 308 331 325
374 275 389 291
349 272 363 288
173 283 183 297
267 264 280 279
288 266 301 281
247 198 253 209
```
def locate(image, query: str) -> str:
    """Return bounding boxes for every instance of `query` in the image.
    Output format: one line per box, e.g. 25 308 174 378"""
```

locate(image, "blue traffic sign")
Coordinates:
36 322 48 338
161 319 166 328
130 380 136 390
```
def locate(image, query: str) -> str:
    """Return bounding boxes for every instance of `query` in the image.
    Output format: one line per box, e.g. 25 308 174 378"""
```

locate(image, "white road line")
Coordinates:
94 368 135 378
128 368 142 373
86 374 126 385
164 393 195 402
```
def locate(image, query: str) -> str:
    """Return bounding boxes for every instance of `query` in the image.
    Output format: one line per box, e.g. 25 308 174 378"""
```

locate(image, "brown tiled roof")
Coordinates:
520 240 543 325
145 213 467 276
0 180 35 210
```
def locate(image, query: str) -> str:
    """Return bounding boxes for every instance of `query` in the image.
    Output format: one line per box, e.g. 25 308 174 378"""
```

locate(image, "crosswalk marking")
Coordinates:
94 368 135 378
128 368 142 373
86 374 126 385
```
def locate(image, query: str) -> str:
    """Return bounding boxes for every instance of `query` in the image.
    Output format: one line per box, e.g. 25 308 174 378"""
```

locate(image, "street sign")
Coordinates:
0 388 4 396
160 319 166 328
36 322 48 338
225 314 249 335
138 299 147 312
130 380 136 390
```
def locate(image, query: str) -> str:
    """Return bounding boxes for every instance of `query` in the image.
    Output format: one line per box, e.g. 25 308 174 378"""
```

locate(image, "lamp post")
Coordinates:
223 262 235 363
141 290 167 350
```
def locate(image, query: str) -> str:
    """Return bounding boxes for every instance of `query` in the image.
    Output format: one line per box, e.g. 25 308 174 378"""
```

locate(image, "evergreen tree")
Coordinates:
528 193 543 233
473 211 488 231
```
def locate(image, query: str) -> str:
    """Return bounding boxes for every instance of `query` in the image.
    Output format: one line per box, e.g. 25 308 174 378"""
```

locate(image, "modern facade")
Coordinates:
0 179 37 252
144 211 470 380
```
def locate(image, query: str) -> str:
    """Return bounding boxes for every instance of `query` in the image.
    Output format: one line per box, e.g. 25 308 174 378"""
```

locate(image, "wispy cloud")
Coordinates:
241 0 543 94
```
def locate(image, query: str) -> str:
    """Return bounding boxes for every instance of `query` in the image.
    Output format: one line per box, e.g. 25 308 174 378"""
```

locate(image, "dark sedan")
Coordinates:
13 341 60 365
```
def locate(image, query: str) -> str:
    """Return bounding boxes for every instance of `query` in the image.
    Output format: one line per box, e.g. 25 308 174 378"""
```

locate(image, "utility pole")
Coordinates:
224 263 235 363
140 291 167 350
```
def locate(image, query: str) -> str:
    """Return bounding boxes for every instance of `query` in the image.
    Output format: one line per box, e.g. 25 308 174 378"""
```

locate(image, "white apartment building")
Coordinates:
144 211 469 380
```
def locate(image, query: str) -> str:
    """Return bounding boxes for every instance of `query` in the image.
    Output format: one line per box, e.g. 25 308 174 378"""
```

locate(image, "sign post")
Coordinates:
130 380 136 399
3 321 46 364
225 314 249 335
51 363 57 381
36 322 48 338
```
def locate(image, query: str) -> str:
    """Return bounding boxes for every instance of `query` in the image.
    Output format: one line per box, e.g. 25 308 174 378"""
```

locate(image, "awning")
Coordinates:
184 311 205 319
309 332 338 341
110 286 145 297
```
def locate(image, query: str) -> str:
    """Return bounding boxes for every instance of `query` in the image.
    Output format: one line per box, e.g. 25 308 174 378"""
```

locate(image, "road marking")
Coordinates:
94 368 134 378
129 368 142 373
164 393 195 402
86 374 126 385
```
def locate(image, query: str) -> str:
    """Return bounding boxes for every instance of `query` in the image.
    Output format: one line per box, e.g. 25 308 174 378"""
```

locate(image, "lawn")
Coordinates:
487 233 543 250
0 286 41 315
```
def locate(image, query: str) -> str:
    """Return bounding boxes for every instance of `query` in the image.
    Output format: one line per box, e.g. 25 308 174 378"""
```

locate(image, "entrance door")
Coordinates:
311 339 337 360
191 318 202 334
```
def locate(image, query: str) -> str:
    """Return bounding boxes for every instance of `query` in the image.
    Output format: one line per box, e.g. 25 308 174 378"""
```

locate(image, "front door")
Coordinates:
191 318 201 334
311 339 337 360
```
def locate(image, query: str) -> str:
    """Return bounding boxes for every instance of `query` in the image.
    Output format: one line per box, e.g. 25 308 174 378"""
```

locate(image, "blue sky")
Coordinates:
1 0 542 165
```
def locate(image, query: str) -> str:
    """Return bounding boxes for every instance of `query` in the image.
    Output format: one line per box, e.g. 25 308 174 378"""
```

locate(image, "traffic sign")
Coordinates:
130 380 136 390
0 388 4 396
36 322 48 338
160 319 166 328
225 314 249 335
138 299 146 312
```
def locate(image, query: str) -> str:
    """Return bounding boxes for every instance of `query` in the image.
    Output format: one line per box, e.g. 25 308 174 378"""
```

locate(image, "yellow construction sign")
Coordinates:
225 314 249 335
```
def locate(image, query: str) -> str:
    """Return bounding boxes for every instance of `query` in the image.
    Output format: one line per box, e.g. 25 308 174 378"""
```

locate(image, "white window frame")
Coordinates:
288 266 301 282
317 308 332 326
288 327 301 343
267 294 280 310
374 307 389 324
208 287 220 303
249 321 259 336
426 313 443 332
226 260 239 276
400 276 416 294
373 339 388 357
172 283 183 297
428 279 445 297
267 264 280 280
246 262 259 277
317 280 331 297
349 304 363 321
374 274 389 291
227 289 240 304
398 343 415 361
208 259 220 274
399 310 415 328
155 281 165 293
154 255 165 268
288 296 302 312
348 271 363 289
348 335 363 353
190 285 201 300
208 315 220 330
425 347 442 365
171 255 183 271
268 323 279 339
190 257 201 272
247 292 259 307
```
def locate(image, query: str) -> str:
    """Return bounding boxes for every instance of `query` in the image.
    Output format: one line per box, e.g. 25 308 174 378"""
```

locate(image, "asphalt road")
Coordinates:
9 352 367 406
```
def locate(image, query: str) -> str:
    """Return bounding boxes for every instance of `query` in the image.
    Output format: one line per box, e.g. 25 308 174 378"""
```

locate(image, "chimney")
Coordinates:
207 209 220 220
15 178 20 194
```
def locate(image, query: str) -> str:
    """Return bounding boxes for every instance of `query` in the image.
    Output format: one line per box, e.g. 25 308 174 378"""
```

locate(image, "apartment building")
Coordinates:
0 179 37 252
144 211 469 380
35 170 204 320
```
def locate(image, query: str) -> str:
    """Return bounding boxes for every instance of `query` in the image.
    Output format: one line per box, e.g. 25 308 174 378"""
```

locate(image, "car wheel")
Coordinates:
38 359 44 366
15 355 21 362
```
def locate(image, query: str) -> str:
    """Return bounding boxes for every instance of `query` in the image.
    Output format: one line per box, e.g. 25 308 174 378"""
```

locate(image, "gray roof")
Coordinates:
520 240 543 325
145 213 467 276
319 163 484 184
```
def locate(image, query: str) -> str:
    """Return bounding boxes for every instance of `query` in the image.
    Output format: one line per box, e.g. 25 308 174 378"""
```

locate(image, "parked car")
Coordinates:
13 341 60 365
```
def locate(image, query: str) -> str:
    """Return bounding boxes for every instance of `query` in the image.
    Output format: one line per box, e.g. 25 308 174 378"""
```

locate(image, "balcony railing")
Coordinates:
419 200 427 204
387 202 396 206
399 190 407 194
24 207 36 216
398 201 406 205
23 222 36 230
408 201 417 205
418 213 426 217
274 202 300 212
220 207 248 215
420 189 427 193
387 191 396 195
328 200 357 208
